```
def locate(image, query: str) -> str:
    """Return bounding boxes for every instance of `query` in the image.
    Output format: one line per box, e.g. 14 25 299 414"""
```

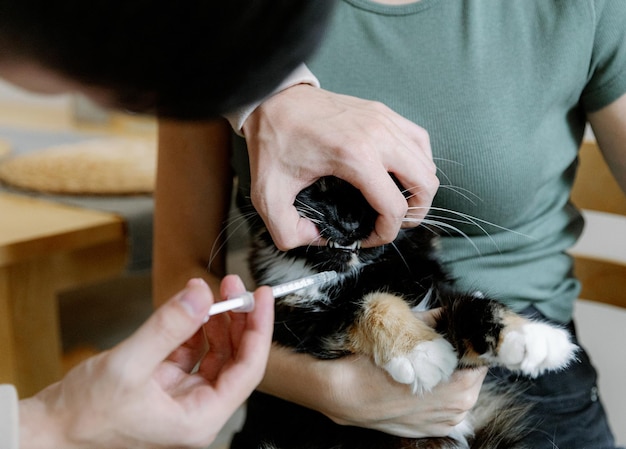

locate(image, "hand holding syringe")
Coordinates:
205 271 338 321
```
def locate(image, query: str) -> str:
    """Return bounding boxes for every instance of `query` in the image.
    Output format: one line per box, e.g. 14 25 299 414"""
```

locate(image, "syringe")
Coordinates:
205 270 338 319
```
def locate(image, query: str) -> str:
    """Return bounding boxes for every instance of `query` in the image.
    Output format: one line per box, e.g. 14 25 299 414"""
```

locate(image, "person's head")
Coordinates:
0 0 334 119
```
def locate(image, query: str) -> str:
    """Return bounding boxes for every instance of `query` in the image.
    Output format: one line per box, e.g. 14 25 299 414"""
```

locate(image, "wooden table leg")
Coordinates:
0 239 127 398
0 259 63 397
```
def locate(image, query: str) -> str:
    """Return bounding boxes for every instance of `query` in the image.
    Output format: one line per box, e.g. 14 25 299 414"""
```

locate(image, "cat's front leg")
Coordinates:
494 312 578 377
347 292 457 394
438 295 578 377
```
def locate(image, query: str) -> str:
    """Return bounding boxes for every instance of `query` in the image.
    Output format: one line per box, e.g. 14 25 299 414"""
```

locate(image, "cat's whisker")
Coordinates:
416 219 453 237
399 184 429 201
304 233 325 252
390 241 411 273
295 199 325 217
434 167 454 190
408 213 490 235
397 162 461 200
207 211 257 271
401 183 483 207
407 206 533 241
306 217 324 226
438 184 482 205
414 211 500 253
389 241 433 293
419 218 482 255
417 218 461 238
431 158 465 190
432 156 464 166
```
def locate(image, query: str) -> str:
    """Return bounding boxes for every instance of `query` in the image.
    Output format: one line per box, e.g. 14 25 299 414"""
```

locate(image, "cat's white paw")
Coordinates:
498 322 578 377
383 338 457 394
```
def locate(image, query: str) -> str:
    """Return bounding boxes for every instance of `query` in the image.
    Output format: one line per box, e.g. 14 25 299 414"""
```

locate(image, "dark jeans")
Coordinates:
486 307 622 449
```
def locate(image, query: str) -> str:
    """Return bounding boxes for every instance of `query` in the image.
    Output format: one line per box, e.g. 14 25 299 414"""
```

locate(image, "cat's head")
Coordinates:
253 176 397 276
295 175 379 247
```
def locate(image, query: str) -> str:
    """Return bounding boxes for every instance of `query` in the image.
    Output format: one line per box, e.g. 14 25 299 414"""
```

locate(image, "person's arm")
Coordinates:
18 277 274 449
153 118 234 304
260 346 486 438
587 92 626 192
242 84 439 250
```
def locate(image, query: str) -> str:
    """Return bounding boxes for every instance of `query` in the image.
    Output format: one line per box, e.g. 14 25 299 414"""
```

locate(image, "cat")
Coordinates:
241 176 578 449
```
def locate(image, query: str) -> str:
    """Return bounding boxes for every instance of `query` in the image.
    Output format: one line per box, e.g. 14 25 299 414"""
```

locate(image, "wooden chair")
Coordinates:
569 139 626 444
570 140 626 308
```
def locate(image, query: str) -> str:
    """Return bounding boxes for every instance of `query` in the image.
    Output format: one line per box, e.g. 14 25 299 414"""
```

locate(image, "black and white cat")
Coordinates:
242 176 578 449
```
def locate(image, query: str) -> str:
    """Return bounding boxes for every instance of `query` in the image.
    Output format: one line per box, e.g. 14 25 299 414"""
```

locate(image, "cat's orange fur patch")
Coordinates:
347 291 440 366
497 311 529 351
458 342 490 367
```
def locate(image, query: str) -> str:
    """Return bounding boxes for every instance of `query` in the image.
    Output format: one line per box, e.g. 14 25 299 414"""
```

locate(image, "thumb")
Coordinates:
251 177 320 251
112 278 214 381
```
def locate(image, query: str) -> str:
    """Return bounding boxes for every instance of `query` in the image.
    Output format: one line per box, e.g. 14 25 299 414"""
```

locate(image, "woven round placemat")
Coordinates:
0 137 156 195
0 138 11 159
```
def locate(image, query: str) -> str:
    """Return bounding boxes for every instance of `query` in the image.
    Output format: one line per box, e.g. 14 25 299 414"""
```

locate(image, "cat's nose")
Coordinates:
343 221 360 232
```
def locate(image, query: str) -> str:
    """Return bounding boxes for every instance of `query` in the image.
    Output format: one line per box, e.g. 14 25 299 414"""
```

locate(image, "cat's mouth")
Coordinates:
327 240 361 253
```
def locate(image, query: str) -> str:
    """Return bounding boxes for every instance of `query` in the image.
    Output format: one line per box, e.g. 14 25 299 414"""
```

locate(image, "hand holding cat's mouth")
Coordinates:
327 240 362 252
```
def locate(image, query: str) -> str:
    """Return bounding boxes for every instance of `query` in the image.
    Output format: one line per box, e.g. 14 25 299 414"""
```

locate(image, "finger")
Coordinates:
112 278 214 382
220 274 248 297
198 275 258 381
200 309 234 382
221 274 250 346
200 276 250 379
441 368 487 415
464 366 488 384
212 286 275 404
381 123 438 227
353 171 407 247
365 109 437 228
166 327 208 372
385 110 433 159
391 161 439 228
251 175 321 250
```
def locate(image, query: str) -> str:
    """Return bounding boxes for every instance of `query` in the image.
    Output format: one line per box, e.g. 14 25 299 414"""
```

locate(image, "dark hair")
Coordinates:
0 1 334 119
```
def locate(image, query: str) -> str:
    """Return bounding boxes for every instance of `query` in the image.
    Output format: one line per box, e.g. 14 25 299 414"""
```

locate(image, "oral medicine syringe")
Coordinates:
205 271 338 319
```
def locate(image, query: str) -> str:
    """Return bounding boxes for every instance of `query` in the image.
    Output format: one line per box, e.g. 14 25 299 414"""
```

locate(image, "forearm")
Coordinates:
588 92 626 193
257 344 403 427
257 345 339 411
257 344 486 438
153 118 233 305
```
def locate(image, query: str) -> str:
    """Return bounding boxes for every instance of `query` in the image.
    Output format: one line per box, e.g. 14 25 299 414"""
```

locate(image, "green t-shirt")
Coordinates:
232 0 626 323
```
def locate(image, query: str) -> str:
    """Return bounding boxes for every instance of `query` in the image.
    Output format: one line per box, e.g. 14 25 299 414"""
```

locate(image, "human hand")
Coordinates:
261 307 485 439
19 277 274 449
243 84 438 250
311 355 487 438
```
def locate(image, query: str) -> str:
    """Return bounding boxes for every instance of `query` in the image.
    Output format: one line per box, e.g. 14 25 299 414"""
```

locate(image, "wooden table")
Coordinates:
0 193 127 397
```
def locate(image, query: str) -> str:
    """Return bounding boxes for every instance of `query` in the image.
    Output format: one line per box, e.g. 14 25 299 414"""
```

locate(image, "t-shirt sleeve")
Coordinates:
0 384 19 449
581 0 626 112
